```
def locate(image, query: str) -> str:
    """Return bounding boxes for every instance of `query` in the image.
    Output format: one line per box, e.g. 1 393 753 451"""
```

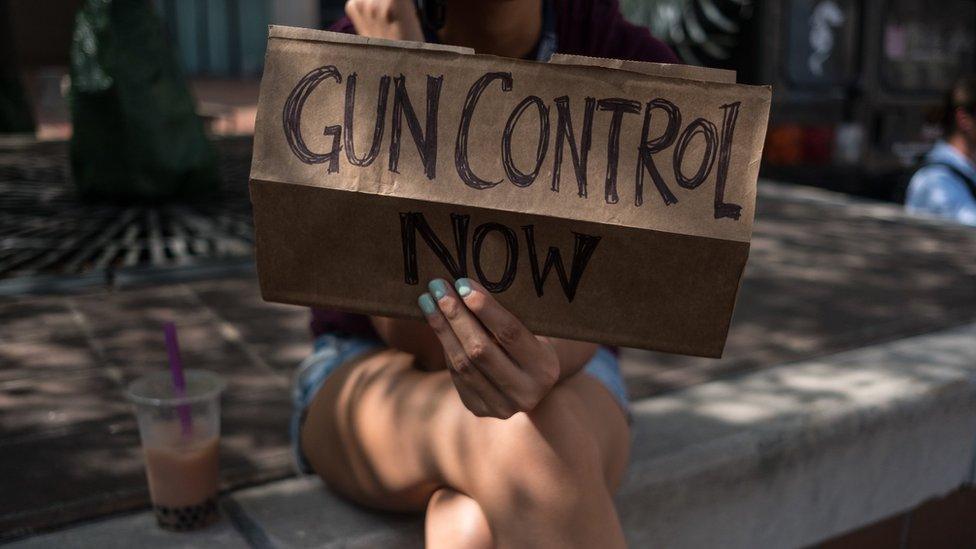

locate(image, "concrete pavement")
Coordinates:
11 321 976 547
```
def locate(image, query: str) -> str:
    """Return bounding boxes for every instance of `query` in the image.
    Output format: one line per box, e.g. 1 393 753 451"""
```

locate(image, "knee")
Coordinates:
425 489 492 549
483 386 604 508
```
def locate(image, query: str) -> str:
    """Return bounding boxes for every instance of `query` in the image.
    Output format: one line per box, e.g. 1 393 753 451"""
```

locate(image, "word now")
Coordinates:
399 212 601 302
284 67 745 220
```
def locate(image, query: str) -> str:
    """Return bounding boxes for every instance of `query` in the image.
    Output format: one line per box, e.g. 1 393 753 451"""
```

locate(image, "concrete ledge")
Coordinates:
18 323 975 547
9 509 248 548
229 477 422 548
220 322 971 548
620 322 976 548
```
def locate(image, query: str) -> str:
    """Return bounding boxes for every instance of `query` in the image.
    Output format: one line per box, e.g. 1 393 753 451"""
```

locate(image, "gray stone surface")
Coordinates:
8 317 972 547
229 476 423 548
620 181 976 397
0 280 305 536
618 322 976 548
7 510 248 548
223 322 976 549
3 174 975 536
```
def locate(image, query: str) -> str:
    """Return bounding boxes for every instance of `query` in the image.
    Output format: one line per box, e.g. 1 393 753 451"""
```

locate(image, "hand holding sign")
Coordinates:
419 278 560 419
344 0 425 42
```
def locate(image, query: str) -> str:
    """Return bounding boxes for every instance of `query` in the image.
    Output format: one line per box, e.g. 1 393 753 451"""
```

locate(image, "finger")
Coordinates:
419 293 517 419
427 279 531 397
453 278 557 384
448 366 490 417
447 368 517 419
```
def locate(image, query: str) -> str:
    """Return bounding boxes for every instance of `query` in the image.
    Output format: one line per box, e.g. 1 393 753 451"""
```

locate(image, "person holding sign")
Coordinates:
292 2 677 547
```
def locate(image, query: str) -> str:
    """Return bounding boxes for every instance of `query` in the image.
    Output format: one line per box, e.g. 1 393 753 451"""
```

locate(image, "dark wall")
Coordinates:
8 0 84 67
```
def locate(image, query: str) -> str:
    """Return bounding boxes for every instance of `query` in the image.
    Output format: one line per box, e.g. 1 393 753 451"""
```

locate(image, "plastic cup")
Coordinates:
126 370 225 531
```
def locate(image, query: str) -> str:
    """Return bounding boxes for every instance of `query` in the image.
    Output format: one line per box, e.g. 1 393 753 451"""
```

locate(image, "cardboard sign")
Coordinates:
549 53 738 84
250 26 771 357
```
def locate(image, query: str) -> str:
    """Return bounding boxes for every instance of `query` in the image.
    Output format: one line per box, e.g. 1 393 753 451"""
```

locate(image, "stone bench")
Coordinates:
15 322 976 548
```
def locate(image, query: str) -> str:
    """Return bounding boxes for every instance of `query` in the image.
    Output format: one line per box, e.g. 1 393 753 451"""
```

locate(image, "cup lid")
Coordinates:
125 369 226 407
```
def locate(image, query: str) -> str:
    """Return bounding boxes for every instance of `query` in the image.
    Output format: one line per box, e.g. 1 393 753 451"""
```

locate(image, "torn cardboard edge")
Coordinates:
549 53 737 84
268 25 475 55
270 27 738 86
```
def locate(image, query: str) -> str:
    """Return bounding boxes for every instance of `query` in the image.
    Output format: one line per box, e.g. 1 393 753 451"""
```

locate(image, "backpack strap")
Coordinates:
924 161 976 201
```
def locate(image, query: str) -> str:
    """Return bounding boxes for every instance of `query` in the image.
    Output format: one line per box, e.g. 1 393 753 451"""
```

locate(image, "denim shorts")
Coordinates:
291 333 629 474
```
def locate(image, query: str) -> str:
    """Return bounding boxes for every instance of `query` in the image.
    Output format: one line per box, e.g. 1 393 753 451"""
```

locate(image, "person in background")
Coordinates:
905 76 976 226
291 1 678 548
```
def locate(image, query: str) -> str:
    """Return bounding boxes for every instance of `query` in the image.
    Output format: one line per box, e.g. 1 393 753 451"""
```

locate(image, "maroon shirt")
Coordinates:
312 0 677 340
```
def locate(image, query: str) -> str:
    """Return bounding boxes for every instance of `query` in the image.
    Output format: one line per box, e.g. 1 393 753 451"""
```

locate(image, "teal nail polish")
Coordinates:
429 279 449 300
455 278 472 297
418 293 437 315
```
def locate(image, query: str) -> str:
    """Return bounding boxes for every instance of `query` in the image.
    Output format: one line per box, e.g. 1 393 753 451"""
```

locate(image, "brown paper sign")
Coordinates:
250 26 771 357
549 53 738 84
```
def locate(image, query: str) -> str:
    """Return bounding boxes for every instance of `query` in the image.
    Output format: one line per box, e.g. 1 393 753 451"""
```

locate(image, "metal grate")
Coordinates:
0 137 256 290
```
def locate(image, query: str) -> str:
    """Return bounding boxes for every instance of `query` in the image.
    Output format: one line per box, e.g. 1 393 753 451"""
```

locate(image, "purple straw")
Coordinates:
164 322 193 436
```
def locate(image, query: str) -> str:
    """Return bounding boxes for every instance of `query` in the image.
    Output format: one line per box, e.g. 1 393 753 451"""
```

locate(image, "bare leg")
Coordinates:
301 349 630 548
425 488 492 549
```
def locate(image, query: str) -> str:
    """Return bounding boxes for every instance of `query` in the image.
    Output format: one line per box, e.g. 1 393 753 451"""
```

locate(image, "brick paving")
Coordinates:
0 279 306 538
2 139 975 538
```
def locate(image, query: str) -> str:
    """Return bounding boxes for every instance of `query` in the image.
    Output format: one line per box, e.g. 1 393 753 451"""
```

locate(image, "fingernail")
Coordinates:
428 279 449 301
455 278 472 297
418 293 437 315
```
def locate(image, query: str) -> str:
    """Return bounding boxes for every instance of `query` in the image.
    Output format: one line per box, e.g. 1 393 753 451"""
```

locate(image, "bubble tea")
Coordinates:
127 370 225 531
